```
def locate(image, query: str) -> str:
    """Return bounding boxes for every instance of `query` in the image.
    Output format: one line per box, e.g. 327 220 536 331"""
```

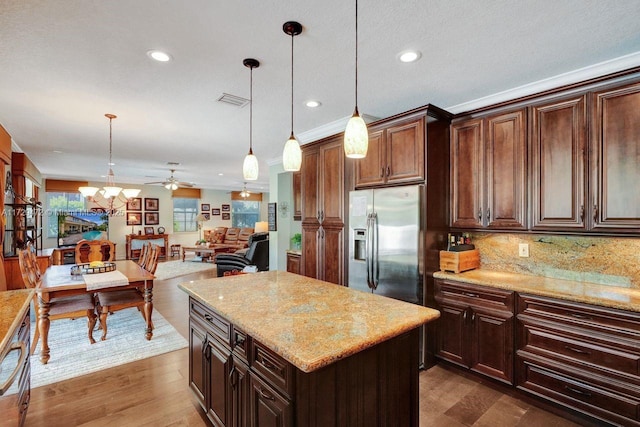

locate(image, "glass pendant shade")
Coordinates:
344 109 368 158
282 133 302 171
243 150 259 181
121 188 141 199
103 186 122 198
79 186 99 197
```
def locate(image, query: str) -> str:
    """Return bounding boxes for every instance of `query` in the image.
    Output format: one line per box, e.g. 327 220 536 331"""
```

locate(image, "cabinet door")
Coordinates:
249 373 292 427
319 226 343 285
300 226 318 279
285 253 300 274
300 148 319 225
591 82 640 231
435 303 468 367
530 97 586 230
189 319 207 409
319 138 344 226
469 308 514 384
385 117 425 184
207 337 232 427
485 109 527 229
230 359 249 427
354 128 385 187
292 172 301 221
451 119 484 228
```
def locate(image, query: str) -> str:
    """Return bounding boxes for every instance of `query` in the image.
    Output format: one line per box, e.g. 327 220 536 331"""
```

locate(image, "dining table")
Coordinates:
38 260 155 364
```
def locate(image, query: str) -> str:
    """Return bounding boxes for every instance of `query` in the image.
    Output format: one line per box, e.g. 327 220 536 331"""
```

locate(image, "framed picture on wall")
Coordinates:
268 202 277 231
203 213 210 220
126 212 142 226
222 212 230 220
144 226 154 235
126 197 142 211
145 198 159 211
221 204 230 212
145 212 159 225
201 203 210 211
212 208 220 216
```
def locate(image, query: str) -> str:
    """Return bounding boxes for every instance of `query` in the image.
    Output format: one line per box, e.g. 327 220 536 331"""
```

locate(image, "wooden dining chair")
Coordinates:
95 244 159 341
137 242 151 269
75 239 116 264
18 244 97 353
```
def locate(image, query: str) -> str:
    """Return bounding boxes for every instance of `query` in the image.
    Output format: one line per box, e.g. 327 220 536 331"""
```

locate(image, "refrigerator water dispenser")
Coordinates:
353 229 366 261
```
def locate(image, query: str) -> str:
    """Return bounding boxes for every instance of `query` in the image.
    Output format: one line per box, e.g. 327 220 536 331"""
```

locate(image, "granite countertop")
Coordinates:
179 270 440 373
0 289 33 359
434 269 640 313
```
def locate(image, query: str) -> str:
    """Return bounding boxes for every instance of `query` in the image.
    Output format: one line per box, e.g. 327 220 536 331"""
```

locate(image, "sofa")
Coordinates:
214 232 269 276
203 227 254 252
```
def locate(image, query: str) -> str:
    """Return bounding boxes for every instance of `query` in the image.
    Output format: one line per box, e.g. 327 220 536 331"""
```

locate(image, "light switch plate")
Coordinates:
518 243 529 257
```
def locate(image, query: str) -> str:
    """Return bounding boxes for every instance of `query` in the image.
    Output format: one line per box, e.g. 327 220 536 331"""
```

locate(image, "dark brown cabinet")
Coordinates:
450 109 527 230
300 136 345 285
591 81 640 232
530 96 587 230
516 293 640 426
355 115 425 187
434 279 515 385
0 307 31 427
285 252 300 275
291 171 301 221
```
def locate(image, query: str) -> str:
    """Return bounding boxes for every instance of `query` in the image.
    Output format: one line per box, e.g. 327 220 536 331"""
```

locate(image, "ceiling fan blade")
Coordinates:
143 181 166 185
176 182 194 188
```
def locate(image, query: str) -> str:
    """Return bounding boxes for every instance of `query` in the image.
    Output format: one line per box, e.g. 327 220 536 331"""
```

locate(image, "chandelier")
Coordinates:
78 114 141 212
239 183 251 198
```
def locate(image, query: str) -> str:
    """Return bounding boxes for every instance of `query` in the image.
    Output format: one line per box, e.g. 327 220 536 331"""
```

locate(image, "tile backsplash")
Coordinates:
470 233 640 289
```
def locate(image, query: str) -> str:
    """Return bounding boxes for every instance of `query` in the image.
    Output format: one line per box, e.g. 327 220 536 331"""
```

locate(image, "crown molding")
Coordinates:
445 51 640 114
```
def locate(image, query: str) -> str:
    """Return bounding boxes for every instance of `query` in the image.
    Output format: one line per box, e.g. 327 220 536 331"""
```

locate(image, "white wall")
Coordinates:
268 163 302 271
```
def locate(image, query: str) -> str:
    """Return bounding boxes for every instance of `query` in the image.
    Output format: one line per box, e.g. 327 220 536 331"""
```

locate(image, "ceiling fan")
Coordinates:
145 169 194 190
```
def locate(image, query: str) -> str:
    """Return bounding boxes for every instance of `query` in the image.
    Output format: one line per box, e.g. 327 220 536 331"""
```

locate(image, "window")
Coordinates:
173 198 198 232
46 192 86 237
232 201 260 228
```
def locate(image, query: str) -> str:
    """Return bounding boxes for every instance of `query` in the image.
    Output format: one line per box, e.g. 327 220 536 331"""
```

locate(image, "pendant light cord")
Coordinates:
108 116 113 166
355 0 359 109
249 65 253 153
290 31 295 135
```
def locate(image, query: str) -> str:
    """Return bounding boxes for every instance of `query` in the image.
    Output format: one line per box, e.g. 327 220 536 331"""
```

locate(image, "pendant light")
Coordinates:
282 21 303 172
344 0 368 159
242 58 260 181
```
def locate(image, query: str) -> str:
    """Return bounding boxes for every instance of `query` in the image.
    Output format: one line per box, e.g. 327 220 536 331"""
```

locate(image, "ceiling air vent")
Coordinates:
217 93 249 107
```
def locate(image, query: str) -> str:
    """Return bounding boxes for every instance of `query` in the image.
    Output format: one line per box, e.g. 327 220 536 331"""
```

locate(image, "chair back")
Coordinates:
145 244 160 274
18 243 41 289
245 238 269 271
75 239 116 264
138 242 151 269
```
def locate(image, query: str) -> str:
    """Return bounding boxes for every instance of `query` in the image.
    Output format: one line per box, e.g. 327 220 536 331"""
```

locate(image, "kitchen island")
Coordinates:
179 270 440 426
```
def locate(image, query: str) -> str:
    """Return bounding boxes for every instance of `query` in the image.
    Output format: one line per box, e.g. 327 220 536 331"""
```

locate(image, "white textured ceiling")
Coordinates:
0 0 639 192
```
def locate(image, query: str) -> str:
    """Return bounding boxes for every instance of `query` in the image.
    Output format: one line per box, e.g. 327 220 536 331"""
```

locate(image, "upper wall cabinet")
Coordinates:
354 115 425 188
591 82 640 232
451 109 527 230
530 96 587 230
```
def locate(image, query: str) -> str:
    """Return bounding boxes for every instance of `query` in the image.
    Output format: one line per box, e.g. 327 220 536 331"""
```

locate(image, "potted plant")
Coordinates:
291 233 301 250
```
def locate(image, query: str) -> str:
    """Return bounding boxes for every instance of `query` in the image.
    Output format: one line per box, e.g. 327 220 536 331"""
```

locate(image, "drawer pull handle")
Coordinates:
463 310 468 322
568 312 592 320
234 335 245 346
259 387 275 401
565 385 592 398
463 292 479 298
262 359 277 371
564 345 591 355
229 366 237 388
204 313 214 322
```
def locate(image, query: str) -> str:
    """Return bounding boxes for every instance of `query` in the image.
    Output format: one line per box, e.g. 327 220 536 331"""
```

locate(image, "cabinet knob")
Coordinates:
381 167 385 178
486 208 491 222
478 209 483 223
580 205 585 221
593 204 598 222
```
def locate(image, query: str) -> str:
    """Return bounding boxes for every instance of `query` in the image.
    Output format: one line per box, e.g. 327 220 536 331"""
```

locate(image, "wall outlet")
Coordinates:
518 243 530 257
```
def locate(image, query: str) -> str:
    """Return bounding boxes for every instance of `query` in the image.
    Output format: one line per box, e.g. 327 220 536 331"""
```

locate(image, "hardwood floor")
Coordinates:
26 264 584 426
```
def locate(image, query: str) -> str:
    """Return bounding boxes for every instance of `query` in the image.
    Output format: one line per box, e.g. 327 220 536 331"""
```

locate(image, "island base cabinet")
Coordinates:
0 308 30 427
188 297 422 427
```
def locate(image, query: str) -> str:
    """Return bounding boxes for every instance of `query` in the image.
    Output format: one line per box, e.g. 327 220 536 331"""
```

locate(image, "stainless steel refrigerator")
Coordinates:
348 185 423 305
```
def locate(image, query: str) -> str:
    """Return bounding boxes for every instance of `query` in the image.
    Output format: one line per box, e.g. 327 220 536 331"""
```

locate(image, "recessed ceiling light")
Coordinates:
398 50 421 63
147 50 172 62
218 173 224 176
52 150 63 154
305 100 321 108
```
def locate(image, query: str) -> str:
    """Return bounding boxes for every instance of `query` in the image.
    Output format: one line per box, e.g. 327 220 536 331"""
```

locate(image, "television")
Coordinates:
57 210 109 247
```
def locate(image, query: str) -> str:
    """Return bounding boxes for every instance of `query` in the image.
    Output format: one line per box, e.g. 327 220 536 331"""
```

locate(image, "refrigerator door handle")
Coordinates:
371 212 379 290
365 213 372 290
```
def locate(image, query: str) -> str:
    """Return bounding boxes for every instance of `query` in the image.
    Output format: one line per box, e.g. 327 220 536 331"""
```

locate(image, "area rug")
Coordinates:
10 309 187 392
154 259 216 281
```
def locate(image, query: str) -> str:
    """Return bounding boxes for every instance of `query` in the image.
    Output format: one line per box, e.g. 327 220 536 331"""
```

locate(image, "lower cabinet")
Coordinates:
188 296 420 426
516 293 640 427
434 279 515 385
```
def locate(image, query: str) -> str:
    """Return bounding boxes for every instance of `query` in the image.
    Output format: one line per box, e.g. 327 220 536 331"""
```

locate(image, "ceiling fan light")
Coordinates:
78 186 99 198
282 134 302 171
103 186 122 198
165 182 178 190
243 152 259 181
122 188 141 199
344 110 368 159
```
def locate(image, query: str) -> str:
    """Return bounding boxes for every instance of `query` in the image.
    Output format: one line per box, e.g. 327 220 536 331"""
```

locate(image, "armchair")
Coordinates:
215 232 269 277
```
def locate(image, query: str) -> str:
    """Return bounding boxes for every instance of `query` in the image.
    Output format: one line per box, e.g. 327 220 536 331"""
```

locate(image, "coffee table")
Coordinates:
182 246 217 262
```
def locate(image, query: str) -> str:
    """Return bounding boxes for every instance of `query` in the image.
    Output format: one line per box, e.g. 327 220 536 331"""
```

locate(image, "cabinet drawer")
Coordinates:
522 323 640 377
251 340 294 398
190 298 230 347
231 326 249 363
518 294 640 341
436 280 514 311
518 359 640 423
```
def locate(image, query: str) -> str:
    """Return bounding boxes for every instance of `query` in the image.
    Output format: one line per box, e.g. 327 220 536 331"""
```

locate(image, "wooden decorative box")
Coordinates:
439 249 480 273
